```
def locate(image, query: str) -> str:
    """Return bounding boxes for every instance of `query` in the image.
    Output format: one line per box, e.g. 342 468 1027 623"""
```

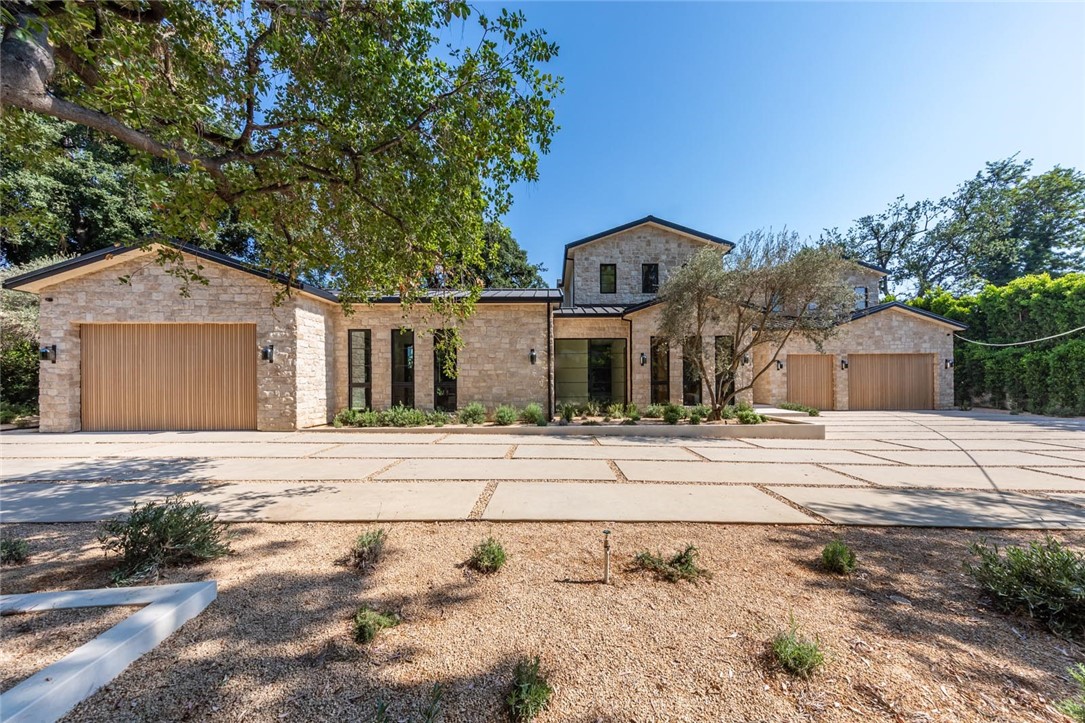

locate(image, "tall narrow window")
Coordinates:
599 264 616 294
714 335 734 404
391 329 415 407
348 329 372 410
683 336 702 406
433 330 457 412
650 337 669 404
641 263 659 293
854 286 869 310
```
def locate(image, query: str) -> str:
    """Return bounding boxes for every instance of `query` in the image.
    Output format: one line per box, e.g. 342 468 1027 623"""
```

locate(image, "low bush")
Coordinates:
383 404 428 427
606 402 625 420
965 536 1085 639
772 617 824 678
507 655 552 722
778 402 820 416
427 410 452 427
333 408 362 427
1058 664 1085 722
1 537 30 565
719 405 737 420
494 405 519 426
633 544 712 583
644 404 665 418
735 400 754 413
468 537 507 573
558 403 576 423
690 404 712 419
0 401 36 426
582 400 601 417
352 606 399 644
624 402 639 417
349 528 387 572
821 539 857 574
736 409 766 424
689 412 702 424
458 402 487 425
520 403 546 425
662 404 684 425
98 496 231 584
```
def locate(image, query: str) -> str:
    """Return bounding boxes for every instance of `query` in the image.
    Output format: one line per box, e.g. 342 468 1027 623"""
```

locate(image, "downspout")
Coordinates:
625 315 633 405
546 302 554 419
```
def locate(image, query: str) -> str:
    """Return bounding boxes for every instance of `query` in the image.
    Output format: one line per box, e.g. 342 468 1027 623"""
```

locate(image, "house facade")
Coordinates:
4 216 965 432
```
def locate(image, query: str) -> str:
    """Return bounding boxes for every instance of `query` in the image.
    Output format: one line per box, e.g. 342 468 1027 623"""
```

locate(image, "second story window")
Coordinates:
600 263 616 294
854 286 869 310
642 263 659 293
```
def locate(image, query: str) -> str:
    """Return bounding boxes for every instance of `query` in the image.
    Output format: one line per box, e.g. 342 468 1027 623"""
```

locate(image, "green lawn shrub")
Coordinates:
468 537 507 573
633 544 712 582
352 606 399 644
458 402 487 425
507 656 552 722
494 405 519 426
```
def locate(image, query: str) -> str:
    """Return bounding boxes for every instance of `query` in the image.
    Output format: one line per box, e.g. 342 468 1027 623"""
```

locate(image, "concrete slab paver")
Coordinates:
313 444 508 459
113 442 338 458
686 448 884 465
377 458 615 481
821 465 1085 491
482 482 819 523
858 450 1080 466
0 482 204 522
435 434 597 446
1 458 215 481
0 443 148 458
512 445 698 461
286 432 447 444
1030 467 1085 481
617 461 865 485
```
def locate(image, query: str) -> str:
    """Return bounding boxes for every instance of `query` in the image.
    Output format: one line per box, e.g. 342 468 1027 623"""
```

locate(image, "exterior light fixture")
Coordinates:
741 354 750 366
775 359 784 371
261 344 275 363
39 344 56 363
944 359 954 369
840 357 849 370
640 352 647 366
529 348 537 365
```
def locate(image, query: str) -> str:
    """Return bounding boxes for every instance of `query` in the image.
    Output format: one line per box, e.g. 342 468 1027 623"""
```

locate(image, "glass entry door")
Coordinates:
391 329 415 407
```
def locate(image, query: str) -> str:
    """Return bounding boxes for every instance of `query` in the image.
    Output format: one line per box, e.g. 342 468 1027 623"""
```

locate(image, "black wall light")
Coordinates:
261 344 275 363
640 352 647 366
741 354 751 365
944 359 954 369
39 344 56 363
840 357 849 370
775 359 784 371
529 348 537 365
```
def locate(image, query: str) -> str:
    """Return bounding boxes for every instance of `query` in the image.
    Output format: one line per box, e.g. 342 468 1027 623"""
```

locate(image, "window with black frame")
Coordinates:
682 336 702 405
599 263 616 294
650 337 669 404
391 329 415 407
854 286 869 310
348 329 372 410
642 263 659 293
433 330 457 412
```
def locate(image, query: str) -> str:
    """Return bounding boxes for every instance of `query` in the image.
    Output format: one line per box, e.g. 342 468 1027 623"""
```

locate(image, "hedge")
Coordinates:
955 339 1085 415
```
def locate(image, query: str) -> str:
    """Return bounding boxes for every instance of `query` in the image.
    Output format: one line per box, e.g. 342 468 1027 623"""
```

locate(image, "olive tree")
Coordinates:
656 230 859 419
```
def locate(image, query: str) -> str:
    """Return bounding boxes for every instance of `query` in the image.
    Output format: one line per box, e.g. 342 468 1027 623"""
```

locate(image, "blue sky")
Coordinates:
479 2 1085 286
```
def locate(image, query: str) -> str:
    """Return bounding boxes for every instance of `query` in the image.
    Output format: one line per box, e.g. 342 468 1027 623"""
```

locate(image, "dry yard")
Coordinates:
2 521 1083 722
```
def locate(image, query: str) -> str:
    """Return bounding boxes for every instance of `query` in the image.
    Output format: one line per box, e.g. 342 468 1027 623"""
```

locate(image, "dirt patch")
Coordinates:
1 522 1082 722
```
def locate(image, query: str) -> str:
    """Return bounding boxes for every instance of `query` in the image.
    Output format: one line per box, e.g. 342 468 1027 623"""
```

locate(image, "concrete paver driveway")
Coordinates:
1 410 1083 528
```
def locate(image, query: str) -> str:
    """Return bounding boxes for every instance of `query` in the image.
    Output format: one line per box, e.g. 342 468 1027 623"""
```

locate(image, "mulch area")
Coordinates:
1 521 1082 722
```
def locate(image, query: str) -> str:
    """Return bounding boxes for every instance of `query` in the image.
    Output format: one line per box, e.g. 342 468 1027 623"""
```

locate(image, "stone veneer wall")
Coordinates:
294 296 337 428
567 226 711 306
753 308 956 409
35 252 309 432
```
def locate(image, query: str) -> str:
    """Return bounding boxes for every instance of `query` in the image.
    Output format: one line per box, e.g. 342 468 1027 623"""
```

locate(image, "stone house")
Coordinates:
3 215 965 432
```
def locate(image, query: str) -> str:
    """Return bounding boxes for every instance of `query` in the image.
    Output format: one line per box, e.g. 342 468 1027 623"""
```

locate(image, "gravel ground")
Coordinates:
1 522 1082 723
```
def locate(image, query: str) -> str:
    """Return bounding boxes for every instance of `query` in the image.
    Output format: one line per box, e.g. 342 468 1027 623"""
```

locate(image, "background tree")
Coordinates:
434 222 545 288
1 0 560 304
656 232 858 418
1 255 67 410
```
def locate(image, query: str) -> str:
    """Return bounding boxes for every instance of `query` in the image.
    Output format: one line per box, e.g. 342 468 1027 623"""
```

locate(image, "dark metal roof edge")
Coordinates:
621 299 662 316
855 259 890 275
2 245 127 290
564 215 735 255
850 301 968 329
553 306 626 317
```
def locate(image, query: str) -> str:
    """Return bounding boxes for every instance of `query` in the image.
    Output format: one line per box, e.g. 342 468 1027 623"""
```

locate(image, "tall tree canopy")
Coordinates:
473 223 546 288
0 0 560 302
826 157 1085 296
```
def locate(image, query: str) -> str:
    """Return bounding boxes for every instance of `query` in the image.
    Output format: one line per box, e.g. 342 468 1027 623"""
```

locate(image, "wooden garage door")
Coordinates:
848 353 934 410
786 354 835 411
82 323 257 431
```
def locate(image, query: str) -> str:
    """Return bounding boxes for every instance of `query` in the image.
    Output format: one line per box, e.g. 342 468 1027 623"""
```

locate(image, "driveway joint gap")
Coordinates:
754 484 833 524
606 460 629 483
468 481 498 519
504 445 516 460
366 459 404 480
684 447 713 462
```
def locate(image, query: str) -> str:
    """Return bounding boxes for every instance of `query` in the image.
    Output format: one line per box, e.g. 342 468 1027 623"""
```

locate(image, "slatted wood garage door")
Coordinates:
786 354 835 410
82 323 257 431
848 353 934 410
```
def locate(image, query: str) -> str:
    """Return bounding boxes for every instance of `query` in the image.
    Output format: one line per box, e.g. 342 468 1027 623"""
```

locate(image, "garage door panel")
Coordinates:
82 323 257 431
848 353 933 410
787 354 834 410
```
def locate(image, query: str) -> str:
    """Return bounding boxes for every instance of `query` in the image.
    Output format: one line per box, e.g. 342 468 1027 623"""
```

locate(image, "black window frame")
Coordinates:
682 336 702 406
433 329 457 412
641 263 659 294
599 263 617 294
391 328 415 408
854 286 869 310
348 329 372 410
650 336 669 405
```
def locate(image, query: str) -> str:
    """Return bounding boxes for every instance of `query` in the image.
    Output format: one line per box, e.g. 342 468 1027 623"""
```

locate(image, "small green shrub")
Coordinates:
583 400 601 417
334 408 363 427
719 405 737 420
352 606 399 644
349 528 387 572
520 403 545 425
735 400 753 413
427 410 452 427
633 544 712 583
821 539 857 574
1 537 30 565
353 409 383 427
662 404 684 425
1057 664 1085 722
382 404 428 427
0 401 36 425
459 402 487 425
772 617 824 678
691 404 712 419
468 537 507 573
965 536 1085 639
606 403 625 419
736 410 765 424
624 402 639 417
644 404 665 418
98 496 231 584
558 402 576 423
778 402 820 416
689 413 702 425
507 655 552 722
494 405 519 426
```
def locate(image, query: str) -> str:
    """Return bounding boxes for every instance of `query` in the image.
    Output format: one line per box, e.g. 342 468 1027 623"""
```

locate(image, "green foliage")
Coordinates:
352 606 399 644
558 403 576 423
520 402 546 425
606 402 625 419
382 404 428 427
778 402 820 416
965 536 1085 639
719 405 737 420
0 401 36 425
459 402 487 425
1 536 30 565
772 617 825 678
426 410 451 427
662 404 685 425
690 404 712 419
1 255 69 407
349 529 387 572
467 223 547 289
821 539 857 574
1057 664 1085 722
582 400 601 417
644 404 665 418
494 404 519 426
507 656 552 722
97 496 230 585
736 410 766 425
633 544 712 583
468 537 507 573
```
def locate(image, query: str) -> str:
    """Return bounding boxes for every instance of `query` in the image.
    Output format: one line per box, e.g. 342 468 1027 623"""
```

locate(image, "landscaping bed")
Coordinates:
2 522 1081 722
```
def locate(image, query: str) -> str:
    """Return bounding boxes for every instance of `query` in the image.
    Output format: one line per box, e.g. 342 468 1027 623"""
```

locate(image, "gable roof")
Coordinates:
854 259 889 275
849 301 967 330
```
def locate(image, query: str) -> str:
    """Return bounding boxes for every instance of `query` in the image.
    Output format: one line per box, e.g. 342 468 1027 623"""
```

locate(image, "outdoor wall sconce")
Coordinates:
944 359 954 369
775 359 784 371
261 344 275 363
39 344 56 364
840 358 849 370
529 348 537 365
741 354 750 365
640 352 647 366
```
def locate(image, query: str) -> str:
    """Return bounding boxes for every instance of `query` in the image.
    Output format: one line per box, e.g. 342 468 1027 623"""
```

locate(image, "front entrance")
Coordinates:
786 354 835 411
555 338 627 406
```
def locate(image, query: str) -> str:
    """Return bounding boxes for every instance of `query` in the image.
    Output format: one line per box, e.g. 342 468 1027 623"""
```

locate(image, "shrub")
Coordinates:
821 539 857 574
333 408 362 427
624 402 639 418
606 403 625 420
644 404 665 418
662 404 684 425
382 404 428 427
98 496 230 584
1057 664 1085 723
352 606 399 644
965 536 1085 639
1 537 30 564
719 404 737 420
735 400 754 413
494 405 519 426
426 410 450 427
633 544 712 582
736 410 765 424
583 400 601 417
520 403 546 425
778 402 820 416
507 655 552 722
558 402 576 423
0 401 36 425
349 528 387 572
689 413 702 424
772 617 824 678
458 402 487 425
468 537 507 573
691 403 712 419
